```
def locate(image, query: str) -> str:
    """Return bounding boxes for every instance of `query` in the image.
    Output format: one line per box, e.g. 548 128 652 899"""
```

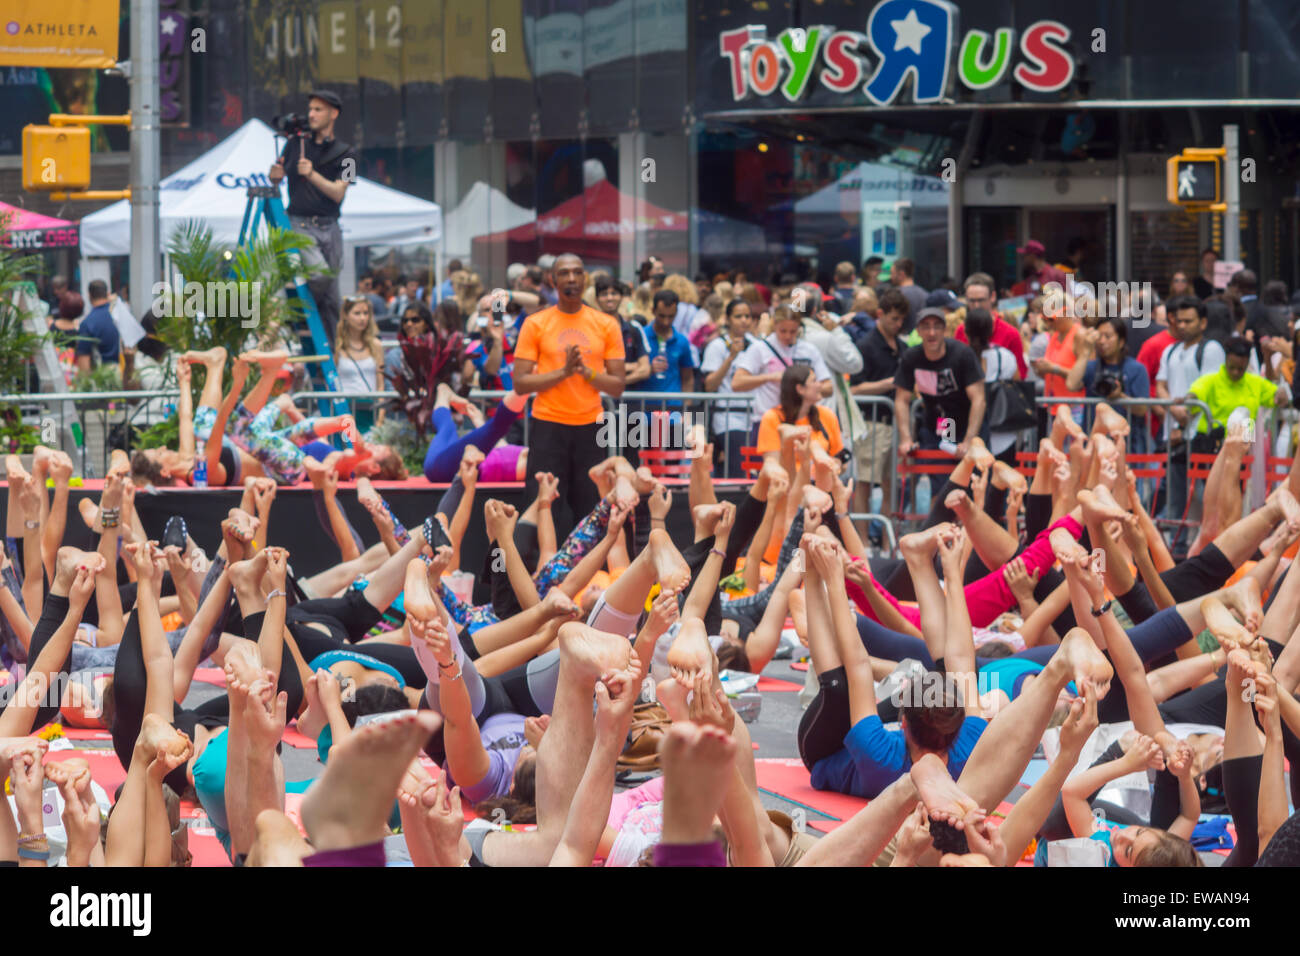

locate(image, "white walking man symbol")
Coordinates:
1178 164 1197 198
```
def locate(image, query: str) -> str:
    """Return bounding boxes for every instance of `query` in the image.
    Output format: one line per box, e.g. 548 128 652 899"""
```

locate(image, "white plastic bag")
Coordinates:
1046 837 1111 867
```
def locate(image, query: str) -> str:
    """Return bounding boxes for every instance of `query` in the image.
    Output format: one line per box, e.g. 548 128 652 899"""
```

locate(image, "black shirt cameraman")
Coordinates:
269 89 355 345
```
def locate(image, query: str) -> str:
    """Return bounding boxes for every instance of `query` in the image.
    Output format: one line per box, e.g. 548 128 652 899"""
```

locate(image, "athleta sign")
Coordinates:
719 0 1073 105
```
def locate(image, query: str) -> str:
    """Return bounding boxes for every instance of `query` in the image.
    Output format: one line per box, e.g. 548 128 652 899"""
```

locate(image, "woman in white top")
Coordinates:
336 294 386 429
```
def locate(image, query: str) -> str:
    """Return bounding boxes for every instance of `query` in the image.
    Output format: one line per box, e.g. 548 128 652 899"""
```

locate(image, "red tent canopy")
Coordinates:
472 179 686 265
0 201 80 250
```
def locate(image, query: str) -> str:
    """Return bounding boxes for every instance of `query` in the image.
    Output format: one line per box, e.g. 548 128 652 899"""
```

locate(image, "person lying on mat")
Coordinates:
424 383 530 484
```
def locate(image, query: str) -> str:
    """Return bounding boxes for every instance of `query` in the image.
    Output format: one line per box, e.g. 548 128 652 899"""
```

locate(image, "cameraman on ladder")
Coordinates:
268 89 355 346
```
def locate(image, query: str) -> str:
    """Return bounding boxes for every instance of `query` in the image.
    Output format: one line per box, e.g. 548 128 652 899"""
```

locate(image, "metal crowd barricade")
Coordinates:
0 389 180 478
604 391 757 479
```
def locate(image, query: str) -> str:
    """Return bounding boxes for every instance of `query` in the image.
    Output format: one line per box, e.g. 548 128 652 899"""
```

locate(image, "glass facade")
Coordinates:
2 1 1298 290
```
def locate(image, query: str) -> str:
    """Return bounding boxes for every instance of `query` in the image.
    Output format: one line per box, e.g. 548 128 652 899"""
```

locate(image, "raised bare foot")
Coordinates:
1049 526 1090 566
899 524 951 563
137 713 193 765
910 753 982 828
659 722 737 845
43 755 90 789
945 488 973 515
557 621 634 681
404 556 439 622
1200 596 1256 650
223 508 259 546
802 483 833 516
966 437 995 470
55 546 105 588
540 588 581 621
32 445 56 476
1077 487 1135 531
667 619 714 688
1054 405 1086 443
248 809 310 867
1093 402 1130 439
228 548 270 595
692 503 728 538
655 678 690 722
238 348 289 370
356 476 382 512
183 346 228 366
755 458 790 499
991 460 1028 495
1267 486 1300 532
648 527 691 593
300 711 441 852
1057 628 1114 698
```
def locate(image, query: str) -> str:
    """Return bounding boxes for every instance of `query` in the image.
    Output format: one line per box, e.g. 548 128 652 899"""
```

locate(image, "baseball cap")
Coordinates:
915 307 947 326
309 89 343 112
1017 239 1046 256
925 288 960 310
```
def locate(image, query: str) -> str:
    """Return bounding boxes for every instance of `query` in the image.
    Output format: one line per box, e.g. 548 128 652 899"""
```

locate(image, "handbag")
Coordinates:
616 702 671 772
985 351 1037 431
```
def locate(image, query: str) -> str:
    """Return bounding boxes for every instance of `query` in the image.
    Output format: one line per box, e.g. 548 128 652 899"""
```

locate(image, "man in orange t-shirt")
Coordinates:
514 252 626 532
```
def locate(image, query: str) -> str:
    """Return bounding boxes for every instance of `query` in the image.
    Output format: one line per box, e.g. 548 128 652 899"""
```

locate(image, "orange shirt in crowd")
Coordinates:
515 304 625 426
755 407 844 458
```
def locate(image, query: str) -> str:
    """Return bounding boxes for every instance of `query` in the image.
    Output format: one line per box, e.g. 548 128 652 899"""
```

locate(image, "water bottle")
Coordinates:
192 439 208 488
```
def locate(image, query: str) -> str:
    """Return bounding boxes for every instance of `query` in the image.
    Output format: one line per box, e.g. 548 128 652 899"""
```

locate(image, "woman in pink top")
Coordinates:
423 383 530 482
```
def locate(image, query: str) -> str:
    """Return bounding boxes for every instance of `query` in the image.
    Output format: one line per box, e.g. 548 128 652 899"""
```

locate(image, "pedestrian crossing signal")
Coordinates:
1167 151 1224 209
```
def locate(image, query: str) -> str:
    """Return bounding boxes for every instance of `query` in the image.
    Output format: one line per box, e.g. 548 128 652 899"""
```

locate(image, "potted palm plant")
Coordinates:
0 213 50 459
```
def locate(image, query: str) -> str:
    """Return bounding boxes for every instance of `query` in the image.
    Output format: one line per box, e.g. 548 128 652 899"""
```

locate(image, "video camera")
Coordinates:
273 112 310 136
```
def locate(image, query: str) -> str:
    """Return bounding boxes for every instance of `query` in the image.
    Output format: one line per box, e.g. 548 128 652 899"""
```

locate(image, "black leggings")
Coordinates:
684 491 768 637
5 594 72 731
285 588 384 645
288 622 427 690
797 666 852 769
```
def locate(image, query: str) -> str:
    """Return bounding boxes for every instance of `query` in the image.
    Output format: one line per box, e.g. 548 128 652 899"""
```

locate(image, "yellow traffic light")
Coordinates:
22 125 91 192
1167 148 1226 210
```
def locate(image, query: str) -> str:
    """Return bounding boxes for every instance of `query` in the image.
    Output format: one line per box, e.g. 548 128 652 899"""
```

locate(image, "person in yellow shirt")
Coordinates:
514 253 626 532
1185 338 1287 436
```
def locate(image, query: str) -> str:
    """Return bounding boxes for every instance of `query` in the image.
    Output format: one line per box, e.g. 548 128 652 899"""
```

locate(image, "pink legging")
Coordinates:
847 515 1084 630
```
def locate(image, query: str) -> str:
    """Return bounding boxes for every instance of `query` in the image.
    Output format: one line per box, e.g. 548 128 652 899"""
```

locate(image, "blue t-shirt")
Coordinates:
1082 356 1149 404
643 327 695 407
810 714 987 799
76 304 120 363
1089 823 1128 867
978 658 1078 701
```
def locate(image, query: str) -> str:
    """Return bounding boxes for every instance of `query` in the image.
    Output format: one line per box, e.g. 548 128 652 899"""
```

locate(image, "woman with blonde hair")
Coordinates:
629 281 655 324
453 270 484 319
336 294 387 429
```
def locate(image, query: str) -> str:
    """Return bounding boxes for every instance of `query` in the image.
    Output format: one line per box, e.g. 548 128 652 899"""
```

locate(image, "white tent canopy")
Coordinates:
79 119 441 300
794 161 950 214
442 181 534 260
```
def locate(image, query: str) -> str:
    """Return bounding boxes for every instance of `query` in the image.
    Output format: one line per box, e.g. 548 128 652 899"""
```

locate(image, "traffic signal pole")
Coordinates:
130 0 161 322
1223 124 1239 263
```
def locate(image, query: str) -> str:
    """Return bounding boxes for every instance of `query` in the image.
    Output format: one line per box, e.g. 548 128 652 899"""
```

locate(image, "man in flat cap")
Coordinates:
270 89 355 344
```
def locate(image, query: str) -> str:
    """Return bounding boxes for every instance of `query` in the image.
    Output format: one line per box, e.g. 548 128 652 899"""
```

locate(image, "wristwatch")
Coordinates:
1091 599 1112 617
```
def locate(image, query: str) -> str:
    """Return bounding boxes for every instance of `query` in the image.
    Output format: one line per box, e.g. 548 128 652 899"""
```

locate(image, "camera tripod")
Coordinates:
237 184 348 417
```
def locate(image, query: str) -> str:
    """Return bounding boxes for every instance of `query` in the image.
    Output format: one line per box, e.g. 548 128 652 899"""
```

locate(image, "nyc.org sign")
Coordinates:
720 0 1073 105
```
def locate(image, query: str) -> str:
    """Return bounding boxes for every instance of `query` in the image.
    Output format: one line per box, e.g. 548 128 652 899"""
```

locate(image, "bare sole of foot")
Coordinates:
659 722 737 844
300 711 440 852
667 619 714 687
967 437 995 471
910 752 982 826
183 347 227 365
648 528 691 593
248 809 310 867
1058 628 1114 698
557 621 634 681
138 713 193 763
991 461 1027 495
404 557 438 622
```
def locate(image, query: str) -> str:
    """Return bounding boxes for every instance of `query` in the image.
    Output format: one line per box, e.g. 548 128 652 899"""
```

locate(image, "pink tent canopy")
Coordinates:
471 179 686 265
0 201 80 250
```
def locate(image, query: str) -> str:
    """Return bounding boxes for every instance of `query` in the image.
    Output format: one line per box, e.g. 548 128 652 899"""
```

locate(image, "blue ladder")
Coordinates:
237 185 348 418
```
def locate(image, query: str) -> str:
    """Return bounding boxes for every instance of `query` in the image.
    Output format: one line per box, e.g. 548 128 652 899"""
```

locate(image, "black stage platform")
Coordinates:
1 479 754 603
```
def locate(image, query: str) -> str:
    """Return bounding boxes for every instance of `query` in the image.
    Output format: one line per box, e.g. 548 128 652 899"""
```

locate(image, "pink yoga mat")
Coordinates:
755 675 801 693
